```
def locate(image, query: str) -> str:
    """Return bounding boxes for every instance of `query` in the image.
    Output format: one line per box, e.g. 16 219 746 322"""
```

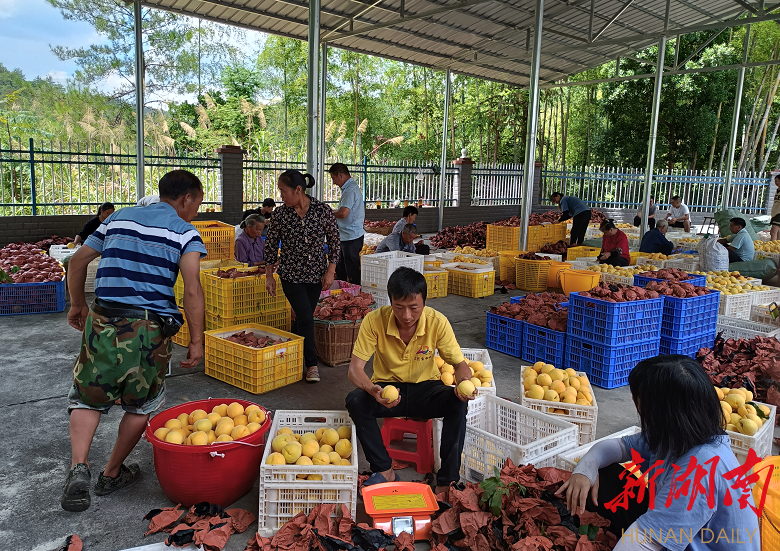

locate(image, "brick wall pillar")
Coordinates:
532 161 544 207
453 149 474 207
216 145 244 222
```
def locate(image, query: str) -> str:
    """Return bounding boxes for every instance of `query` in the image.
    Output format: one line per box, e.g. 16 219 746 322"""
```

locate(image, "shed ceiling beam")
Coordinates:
326 0 498 41
731 0 759 14
321 0 385 40
622 54 672 72
592 0 635 42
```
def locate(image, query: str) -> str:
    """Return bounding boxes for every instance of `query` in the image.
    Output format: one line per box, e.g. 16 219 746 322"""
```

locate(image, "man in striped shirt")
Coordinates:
61 170 207 512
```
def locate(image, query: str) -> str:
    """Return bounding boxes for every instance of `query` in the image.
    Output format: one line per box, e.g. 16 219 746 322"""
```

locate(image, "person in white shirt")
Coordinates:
136 195 160 207
665 196 690 232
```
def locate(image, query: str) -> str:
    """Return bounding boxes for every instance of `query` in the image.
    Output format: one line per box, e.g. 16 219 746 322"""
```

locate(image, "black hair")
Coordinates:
550 192 563 201
262 198 276 208
328 162 351 177
600 219 616 231
242 208 260 221
671 195 682 202
159 169 203 200
730 217 747 229
240 214 265 230
628 355 724 463
98 202 115 215
403 205 419 217
387 267 427 304
279 170 315 191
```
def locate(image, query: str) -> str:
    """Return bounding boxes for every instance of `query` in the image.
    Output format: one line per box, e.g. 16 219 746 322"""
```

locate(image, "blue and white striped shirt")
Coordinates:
85 202 208 321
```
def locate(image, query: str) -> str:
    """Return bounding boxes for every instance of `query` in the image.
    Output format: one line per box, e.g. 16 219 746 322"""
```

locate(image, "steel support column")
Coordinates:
519 0 544 251
318 43 328 200
134 0 145 201
438 69 452 231
723 25 751 210
306 0 321 178
640 0 670 235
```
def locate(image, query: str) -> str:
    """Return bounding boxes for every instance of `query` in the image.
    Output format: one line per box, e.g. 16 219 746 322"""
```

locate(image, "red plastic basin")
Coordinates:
146 398 271 507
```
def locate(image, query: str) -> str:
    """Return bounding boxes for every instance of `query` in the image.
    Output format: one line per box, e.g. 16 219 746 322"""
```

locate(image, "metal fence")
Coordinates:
540 166 769 213
471 162 524 206
0 137 221 216
243 156 457 210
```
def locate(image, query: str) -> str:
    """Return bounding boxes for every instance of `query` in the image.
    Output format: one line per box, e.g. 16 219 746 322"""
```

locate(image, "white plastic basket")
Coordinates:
665 257 700 272
360 251 424 291
433 395 579 483
725 402 777 465
716 316 780 340
718 293 754 319
434 348 496 396
85 258 100 293
557 427 641 471
520 372 598 446
49 244 79 261
600 273 635 286
440 262 495 274
749 286 780 306
360 286 390 307
627 238 641 251
635 256 674 269
754 250 780 266
258 410 358 537
540 253 563 263
750 304 780 326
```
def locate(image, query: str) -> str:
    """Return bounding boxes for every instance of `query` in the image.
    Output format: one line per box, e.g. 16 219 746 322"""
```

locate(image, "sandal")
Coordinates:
361 471 396 488
305 366 320 382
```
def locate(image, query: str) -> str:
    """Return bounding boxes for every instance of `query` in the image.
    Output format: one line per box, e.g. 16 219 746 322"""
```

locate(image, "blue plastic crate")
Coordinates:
659 331 716 358
565 336 659 389
567 292 663 346
659 291 720 339
633 274 707 288
522 323 567 366
0 278 66 316
485 311 524 357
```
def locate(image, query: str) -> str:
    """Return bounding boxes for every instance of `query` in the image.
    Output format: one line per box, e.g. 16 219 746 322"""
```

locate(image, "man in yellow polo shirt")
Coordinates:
346 267 475 492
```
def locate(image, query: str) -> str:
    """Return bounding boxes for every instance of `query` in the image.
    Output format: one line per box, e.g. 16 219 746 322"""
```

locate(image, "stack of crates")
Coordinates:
192 220 235 260
442 263 495 298
203 268 291 331
566 292 663 388
174 259 246 307
527 223 566 253
486 225 520 252
423 267 448 298
487 223 566 254
657 290 720 357
361 251 424 304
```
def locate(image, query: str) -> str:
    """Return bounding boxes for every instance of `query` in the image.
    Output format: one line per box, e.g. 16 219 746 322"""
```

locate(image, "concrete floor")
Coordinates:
2 286 775 551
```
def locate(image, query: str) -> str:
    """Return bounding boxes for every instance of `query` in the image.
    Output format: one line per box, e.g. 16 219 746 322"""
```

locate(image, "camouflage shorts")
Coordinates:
69 310 173 415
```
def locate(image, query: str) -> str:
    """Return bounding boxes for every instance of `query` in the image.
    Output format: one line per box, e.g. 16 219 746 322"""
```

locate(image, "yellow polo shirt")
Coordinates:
352 305 465 383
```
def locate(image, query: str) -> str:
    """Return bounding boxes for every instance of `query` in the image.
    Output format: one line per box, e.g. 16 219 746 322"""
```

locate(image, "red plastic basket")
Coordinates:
145 398 271 507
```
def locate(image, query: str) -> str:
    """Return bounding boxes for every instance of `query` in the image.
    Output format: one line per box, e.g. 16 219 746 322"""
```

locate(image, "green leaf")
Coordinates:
0 270 12 284
493 465 502 479
489 490 504 517
10 266 19 274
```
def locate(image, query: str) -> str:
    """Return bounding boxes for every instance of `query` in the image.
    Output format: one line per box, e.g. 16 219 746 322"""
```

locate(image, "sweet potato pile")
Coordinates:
528 211 562 226
34 235 73 252
223 331 287 348
516 252 552 260
214 267 262 279
364 220 395 228
0 243 64 283
314 291 375 321
540 240 569 254
645 280 711 298
636 268 692 282
491 292 568 331
430 221 487 249
590 209 607 223
579 282 656 302
698 336 780 420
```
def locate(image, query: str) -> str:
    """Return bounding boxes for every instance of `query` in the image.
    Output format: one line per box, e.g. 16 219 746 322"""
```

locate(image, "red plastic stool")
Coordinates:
380 418 434 474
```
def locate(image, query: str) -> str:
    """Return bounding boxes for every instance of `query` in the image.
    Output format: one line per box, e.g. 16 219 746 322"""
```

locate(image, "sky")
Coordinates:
0 0 99 85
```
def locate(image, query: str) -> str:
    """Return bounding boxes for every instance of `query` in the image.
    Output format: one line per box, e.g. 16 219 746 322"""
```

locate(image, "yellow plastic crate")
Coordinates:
499 251 525 282
193 220 235 261
629 251 642 266
567 246 600 261
172 308 191 347
424 268 448 298
486 225 520 252
204 323 303 394
424 259 443 268
205 306 291 332
174 260 246 306
446 267 495 298
527 223 561 253
203 270 287 317
515 258 553 292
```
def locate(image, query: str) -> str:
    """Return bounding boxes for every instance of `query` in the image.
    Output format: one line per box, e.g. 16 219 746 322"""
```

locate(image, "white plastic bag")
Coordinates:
698 237 729 272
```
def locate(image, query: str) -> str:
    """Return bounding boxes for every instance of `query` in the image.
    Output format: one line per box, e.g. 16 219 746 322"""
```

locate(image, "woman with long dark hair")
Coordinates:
264 170 341 383
556 355 760 549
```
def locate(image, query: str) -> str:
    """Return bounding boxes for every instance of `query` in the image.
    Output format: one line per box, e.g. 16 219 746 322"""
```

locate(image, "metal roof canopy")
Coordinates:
142 0 780 87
